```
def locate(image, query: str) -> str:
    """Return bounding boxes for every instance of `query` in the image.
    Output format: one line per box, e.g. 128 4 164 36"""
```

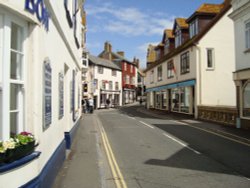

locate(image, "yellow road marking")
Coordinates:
100 125 128 188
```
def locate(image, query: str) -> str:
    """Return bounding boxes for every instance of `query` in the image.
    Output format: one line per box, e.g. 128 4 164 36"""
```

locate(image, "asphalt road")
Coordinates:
97 105 250 188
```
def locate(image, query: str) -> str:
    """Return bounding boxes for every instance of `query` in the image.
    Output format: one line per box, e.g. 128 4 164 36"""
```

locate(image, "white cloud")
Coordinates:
86 3 175 37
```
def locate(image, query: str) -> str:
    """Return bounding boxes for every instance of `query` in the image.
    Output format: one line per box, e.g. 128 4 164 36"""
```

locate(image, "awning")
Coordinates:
146 79 196 92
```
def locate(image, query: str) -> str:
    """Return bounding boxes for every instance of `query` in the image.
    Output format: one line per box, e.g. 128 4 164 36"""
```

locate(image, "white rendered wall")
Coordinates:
231 1 250 71
92 65 122 108
0 0 83 186
198 8 236 107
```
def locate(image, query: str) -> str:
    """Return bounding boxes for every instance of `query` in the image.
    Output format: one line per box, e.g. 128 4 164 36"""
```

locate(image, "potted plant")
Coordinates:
0 132 36 164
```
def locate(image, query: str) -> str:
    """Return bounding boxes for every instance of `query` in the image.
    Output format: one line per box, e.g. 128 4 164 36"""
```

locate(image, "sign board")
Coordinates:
59 72 64 119
43 59 52 129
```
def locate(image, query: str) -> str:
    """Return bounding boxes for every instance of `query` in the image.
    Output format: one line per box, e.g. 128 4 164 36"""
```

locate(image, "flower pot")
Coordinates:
0 153 6 164
3 141 35 163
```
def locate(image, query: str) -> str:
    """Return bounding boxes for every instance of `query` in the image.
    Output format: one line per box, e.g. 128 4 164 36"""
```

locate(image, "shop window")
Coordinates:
163 91 168 109
243 82 250 118
171 87 192 114
171 88 179 112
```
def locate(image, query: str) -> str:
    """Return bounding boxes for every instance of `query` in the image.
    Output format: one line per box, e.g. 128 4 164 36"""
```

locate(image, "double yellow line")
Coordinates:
100 125 127 188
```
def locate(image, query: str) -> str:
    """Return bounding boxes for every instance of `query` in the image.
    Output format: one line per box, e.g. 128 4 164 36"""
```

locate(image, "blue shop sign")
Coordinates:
25 0 50 31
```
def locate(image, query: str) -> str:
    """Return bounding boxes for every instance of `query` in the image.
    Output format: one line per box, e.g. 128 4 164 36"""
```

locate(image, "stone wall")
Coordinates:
198 106 237 126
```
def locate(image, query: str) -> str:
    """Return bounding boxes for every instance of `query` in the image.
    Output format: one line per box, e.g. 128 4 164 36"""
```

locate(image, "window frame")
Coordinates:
109 81 113 90
206 48 215 70
245 20 250 50
150 70 154 84
0 13 27 140
97 66 103 74
175 27 182 48
124 63 127 71
180 51 190 74
157 65 163 81
112 69 117 76
189 19 198 38
167 61 174 79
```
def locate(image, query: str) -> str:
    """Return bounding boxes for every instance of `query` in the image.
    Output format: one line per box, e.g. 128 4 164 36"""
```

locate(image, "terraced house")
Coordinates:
0 0 86 186
144 0 237 126
229 0 250 129
99 42 138 105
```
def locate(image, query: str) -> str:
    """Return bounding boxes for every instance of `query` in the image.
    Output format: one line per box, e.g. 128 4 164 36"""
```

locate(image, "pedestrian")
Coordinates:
88 98 94 113
86 99 90 113
82 99 86 113
106 98 110 109
139 98 143 105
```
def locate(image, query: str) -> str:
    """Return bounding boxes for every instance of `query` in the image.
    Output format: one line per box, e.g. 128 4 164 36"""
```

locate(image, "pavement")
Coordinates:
52 104 250 188
52 112 116 188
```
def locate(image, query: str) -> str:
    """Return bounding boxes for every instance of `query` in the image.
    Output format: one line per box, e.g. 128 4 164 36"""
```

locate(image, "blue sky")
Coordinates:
85 0 223 68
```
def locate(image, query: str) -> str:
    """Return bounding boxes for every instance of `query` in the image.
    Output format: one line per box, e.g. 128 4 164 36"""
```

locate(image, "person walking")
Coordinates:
106 98 110 109
88 98 94 113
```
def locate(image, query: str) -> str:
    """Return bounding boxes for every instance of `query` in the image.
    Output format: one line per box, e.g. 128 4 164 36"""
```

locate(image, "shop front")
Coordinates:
99 89 121 108
146 80 195 115
123 88 136 104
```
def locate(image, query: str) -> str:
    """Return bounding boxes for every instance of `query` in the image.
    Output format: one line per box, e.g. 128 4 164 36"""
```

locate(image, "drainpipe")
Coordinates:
194 44 202 119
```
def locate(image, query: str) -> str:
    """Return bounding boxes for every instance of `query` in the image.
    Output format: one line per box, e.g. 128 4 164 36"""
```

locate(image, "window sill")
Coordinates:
206 68 215 71
0 151 41 173
244 48 250 54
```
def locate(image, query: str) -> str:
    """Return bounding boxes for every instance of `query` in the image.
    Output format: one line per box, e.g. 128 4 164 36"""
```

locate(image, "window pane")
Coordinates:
10 51 23 80
10 112 18 135
11 23 23 51
10 84 21 111
207 49 213 68
243 83 250 118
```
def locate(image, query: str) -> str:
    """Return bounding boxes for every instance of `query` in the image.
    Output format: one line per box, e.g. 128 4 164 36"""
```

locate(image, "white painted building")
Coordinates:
229 0 250 129
0 0 85 187
145 1 237 125
88 55 122 108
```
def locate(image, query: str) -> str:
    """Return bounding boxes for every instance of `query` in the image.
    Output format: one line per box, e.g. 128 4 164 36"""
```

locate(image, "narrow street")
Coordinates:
99 105 250 188
54 105 250 188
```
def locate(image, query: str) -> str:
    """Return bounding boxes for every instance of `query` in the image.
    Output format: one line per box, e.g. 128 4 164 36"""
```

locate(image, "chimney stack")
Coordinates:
104 41 112 52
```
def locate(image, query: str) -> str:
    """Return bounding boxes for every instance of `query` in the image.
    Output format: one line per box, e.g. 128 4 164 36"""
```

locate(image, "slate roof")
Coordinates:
175 18 189 29
88 55 121 70
166 29 174 39
144 2 231 73
196 3 224 14
187 3 225 22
